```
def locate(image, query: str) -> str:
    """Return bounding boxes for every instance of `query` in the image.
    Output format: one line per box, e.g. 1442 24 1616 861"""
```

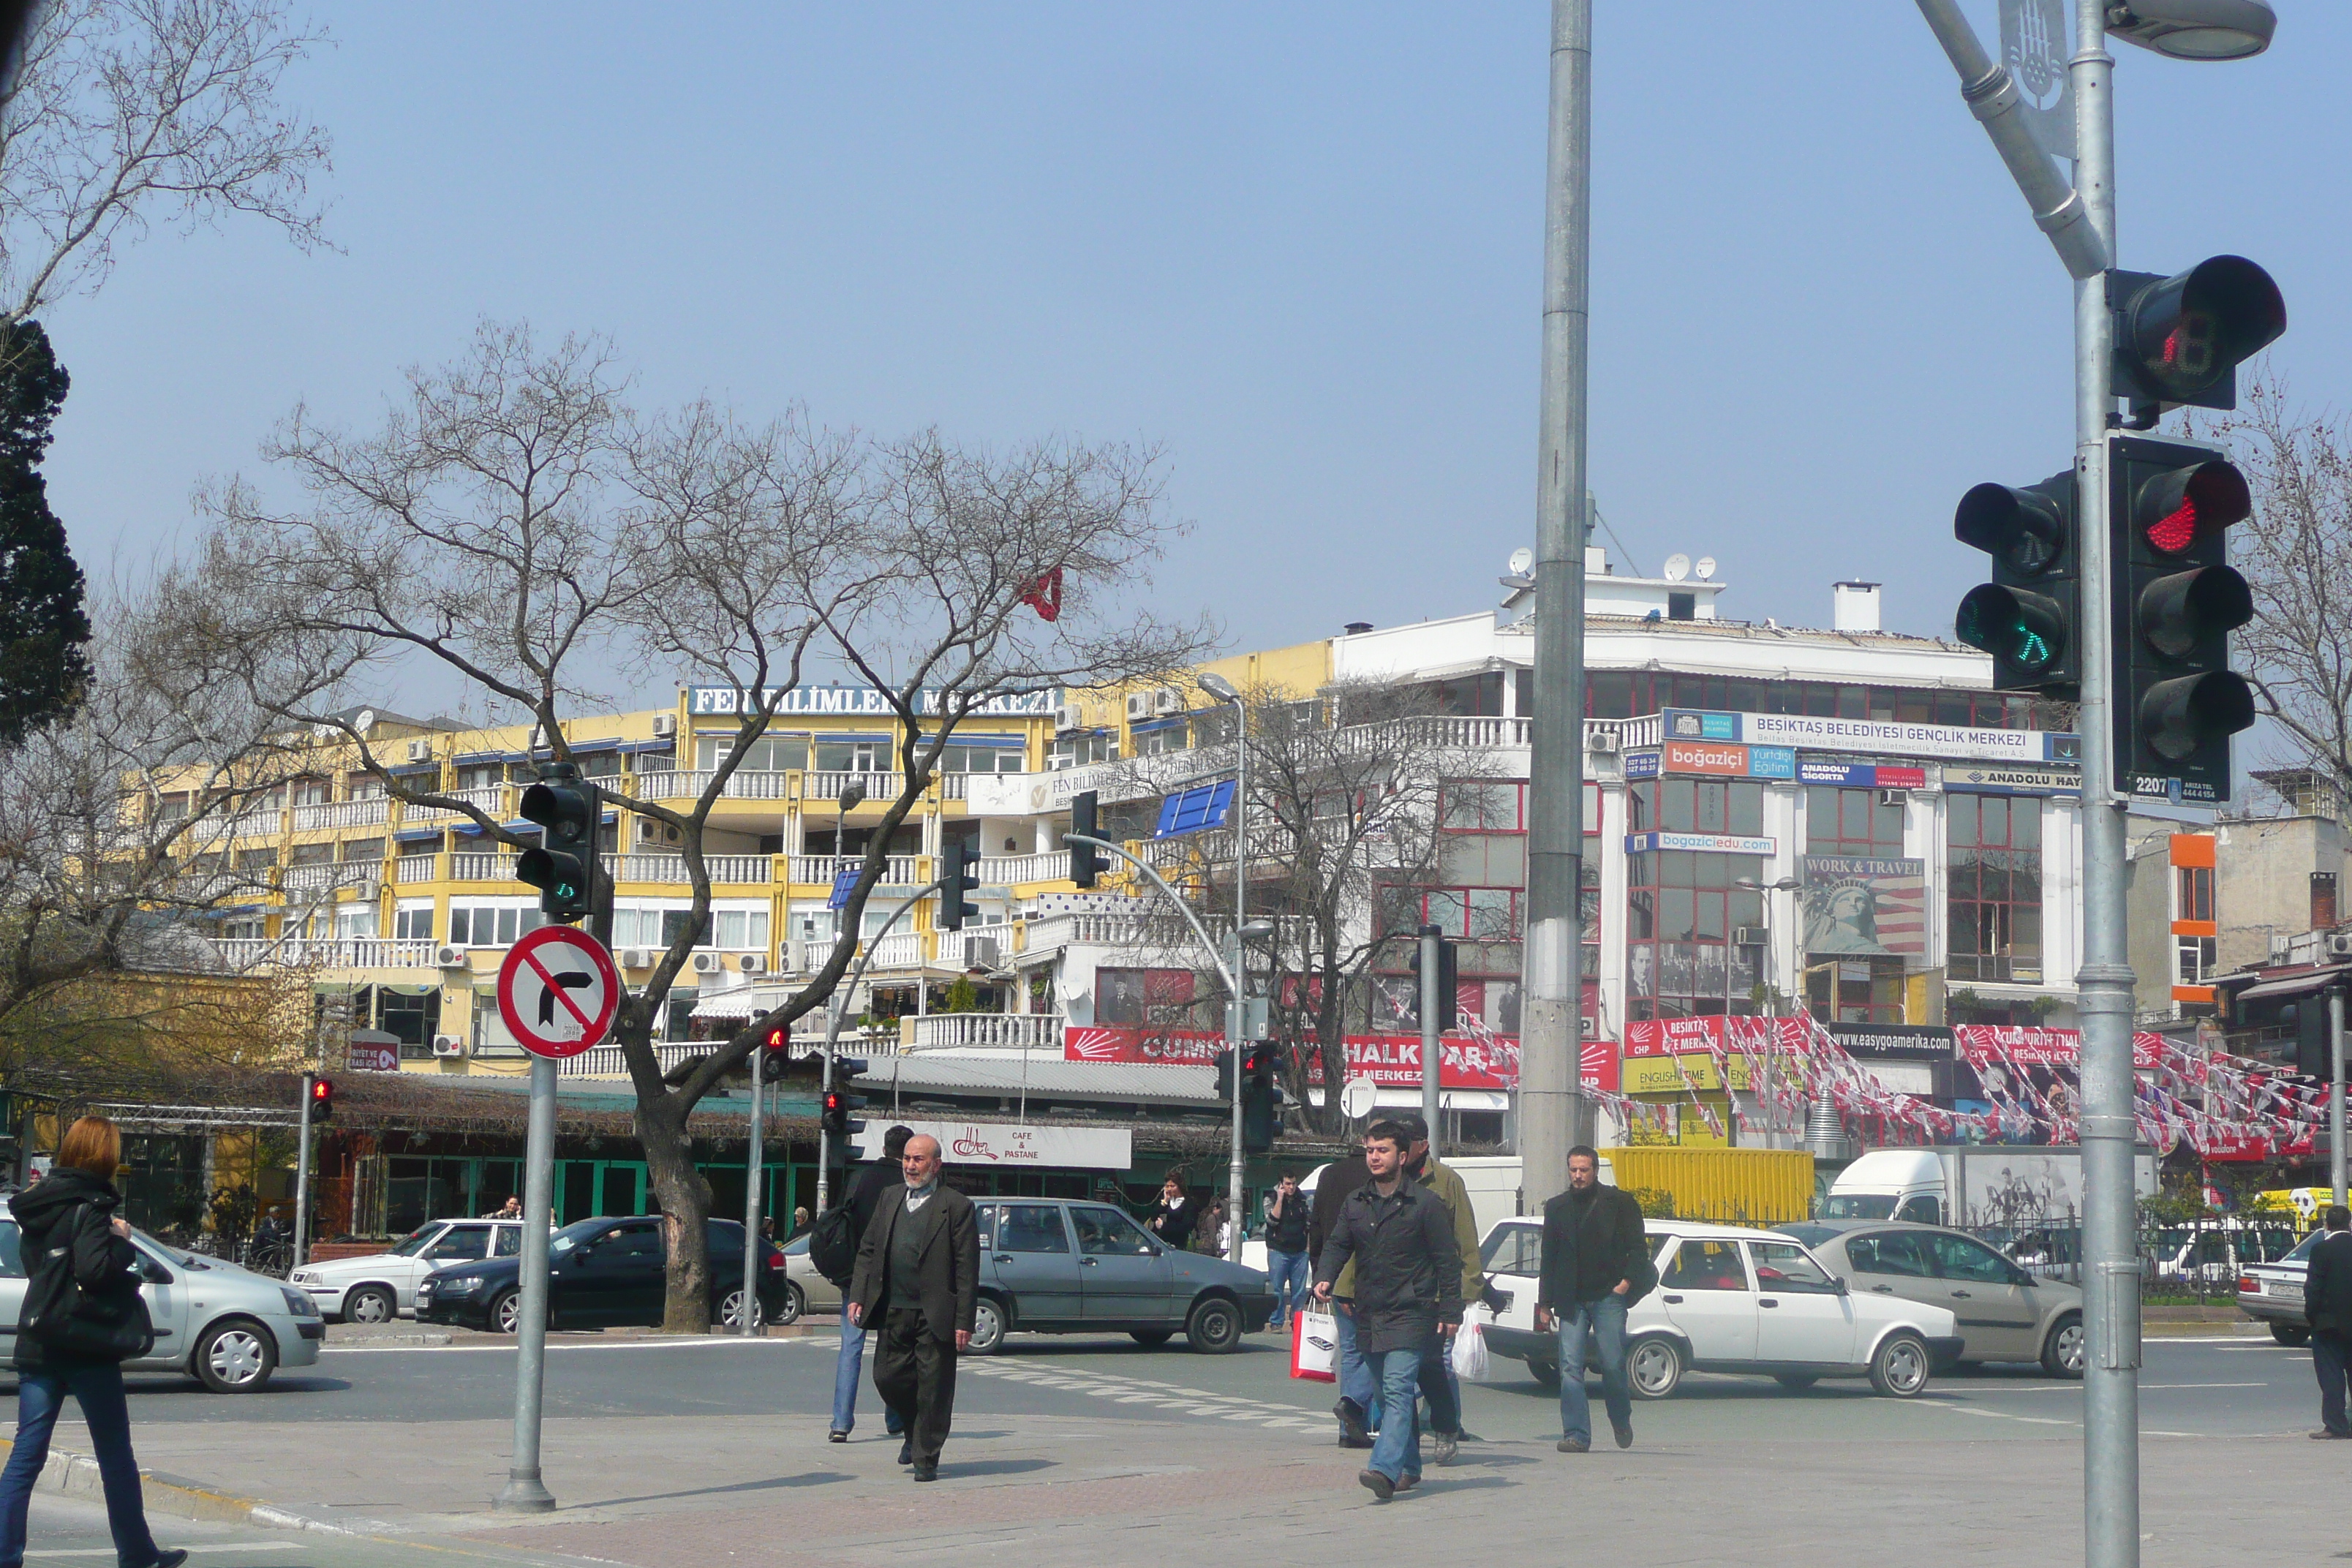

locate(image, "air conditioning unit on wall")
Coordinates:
431 1033 466 1058
692 951 723 974
651 712 677 737
434 944 468 969
1055 702 1085 734
739 954 766 974
619 948 653 970
1125 692 1150 721
405 739 432 763
1878 788 1910 807
1586 728 1618 755
636 818 682 846
1153 687 1183 715
2330 932 2352 960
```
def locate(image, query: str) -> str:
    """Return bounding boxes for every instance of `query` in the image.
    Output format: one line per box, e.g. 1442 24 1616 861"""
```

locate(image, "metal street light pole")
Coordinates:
2332 988 2346 1211
1520 0 1592 1215
813 870 951 1215
1199 673 1250 1256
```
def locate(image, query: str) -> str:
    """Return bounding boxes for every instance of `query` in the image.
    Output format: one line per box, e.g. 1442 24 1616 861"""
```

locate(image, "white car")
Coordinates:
1478 1217 1963 1399
0 1221 323 1392
781 1233 841 1324
289 1218 524 1322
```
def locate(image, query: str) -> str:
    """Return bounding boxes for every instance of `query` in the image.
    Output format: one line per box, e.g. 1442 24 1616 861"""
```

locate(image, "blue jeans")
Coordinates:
1556 1294 1632 1444
1363 1345 1425 1484
1335 1303 1376 1415
0 1357 162 1568
1265 1250 1310 1324
832 1316 904 1437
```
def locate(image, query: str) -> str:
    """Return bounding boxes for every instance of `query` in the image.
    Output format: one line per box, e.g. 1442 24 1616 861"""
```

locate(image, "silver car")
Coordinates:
289 1217 524 1322
0 1219 324 1392
1782 1221 2085 1377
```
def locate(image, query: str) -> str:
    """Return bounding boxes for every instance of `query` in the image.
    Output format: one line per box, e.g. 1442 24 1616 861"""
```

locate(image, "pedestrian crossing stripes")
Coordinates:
961 1361 1334 1433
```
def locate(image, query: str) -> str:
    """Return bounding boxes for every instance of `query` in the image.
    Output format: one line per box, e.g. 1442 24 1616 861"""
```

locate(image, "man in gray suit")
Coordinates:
845 1134 979 1481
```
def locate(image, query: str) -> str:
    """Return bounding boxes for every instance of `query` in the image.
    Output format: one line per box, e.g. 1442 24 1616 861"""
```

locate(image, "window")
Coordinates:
1926 1233 2021 1285
934 742 1025 774
342 837 384 863
426 1225 494 1262
1806 786 1906 856
1127 723 1187 758
2176 935 2217 986
1846 1232 1934 1278
234 848 276 871
0 1223 21 1278
1408 887 1520 942
1894 1194 1942 1225
590 1224 662 1262
346 774 385 800
1071 1206 1157 1256
455 762 505 791
1480 1224 1544 1276
287 842 333 866
1746 1241 1839 1293
2176 864 2214 924
995 1205 1071 1254
290 777 331 807
712 908 770 951
494 1229 522 1256
380 989 440 1060
2316 873 2340 932
450 905 544 947
1629 778 1764 837
1946 794 2043 983
813 739 886 773
696 734 808 772
393 905 434 941
1624 850 1763 1021
1439 781 1525 832
1661 1238 1747 1291
1049 731 1117 769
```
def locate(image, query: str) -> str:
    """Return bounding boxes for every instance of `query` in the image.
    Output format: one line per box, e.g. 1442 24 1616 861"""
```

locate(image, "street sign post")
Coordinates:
493 925 617 1515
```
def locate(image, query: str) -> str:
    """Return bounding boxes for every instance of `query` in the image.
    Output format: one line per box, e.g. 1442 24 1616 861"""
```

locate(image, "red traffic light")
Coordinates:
2133 459 2250 556
309 1077 334 1123
765 1027 785 1050
822 1090 845 1114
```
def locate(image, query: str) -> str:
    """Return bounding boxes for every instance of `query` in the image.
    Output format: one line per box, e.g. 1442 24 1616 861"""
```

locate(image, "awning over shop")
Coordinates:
2230 965 2352 1004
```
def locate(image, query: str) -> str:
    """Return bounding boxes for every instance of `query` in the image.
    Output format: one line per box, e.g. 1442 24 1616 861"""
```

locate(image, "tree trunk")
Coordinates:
637 1098 714 1334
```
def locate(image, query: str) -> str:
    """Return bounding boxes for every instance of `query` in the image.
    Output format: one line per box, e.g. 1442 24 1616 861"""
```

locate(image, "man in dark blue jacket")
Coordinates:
2305 1205 2352 1439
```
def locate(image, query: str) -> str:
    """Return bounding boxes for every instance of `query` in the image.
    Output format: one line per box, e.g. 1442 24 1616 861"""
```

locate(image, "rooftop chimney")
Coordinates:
1831 581 1881 633
1343 621 1373 636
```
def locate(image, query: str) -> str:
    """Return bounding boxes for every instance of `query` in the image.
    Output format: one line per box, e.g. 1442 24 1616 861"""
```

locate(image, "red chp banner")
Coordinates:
1624 1016 1814 1058
1952 1024 2164 1071
1063 1027 1521 1090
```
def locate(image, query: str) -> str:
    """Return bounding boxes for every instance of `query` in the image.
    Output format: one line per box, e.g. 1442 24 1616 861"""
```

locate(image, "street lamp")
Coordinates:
2108 0 2275 60
1196 671 1249 1256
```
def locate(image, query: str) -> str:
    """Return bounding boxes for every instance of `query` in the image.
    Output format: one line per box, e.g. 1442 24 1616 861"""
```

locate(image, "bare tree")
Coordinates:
1139 679 1494 1133
2202 372 2352 800
0 0 331 328
190 322 1217 1330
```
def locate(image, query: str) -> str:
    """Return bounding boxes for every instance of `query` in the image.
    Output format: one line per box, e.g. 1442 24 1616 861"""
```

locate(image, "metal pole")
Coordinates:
1420 925 1443 1153
1228 693 1248 1260
1520 0 1591 1216
2066 7 2136 1564
816 872 953 1215
495 1052 559 1513
290 1073 314 1269
741 1054 763 1338
2332 989 2346 1211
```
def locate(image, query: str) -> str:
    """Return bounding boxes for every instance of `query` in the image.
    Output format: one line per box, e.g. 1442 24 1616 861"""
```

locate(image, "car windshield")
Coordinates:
1818 1194 1898 1220
785 1235 809 1256
1774 1224 1841 1247
388 1224 447 1258
2285 1231 2323 1264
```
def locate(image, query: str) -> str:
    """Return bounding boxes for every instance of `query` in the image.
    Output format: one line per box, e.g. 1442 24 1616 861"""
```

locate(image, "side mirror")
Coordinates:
1832 1275 1850 1297
138 1259 173 1285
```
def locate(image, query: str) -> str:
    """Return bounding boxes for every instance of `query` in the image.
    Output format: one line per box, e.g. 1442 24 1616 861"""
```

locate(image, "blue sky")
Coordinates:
37 3 2350 720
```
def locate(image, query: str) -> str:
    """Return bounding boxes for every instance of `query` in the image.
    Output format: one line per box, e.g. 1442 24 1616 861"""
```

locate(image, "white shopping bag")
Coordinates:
1450 1303 1493 1383
1292 1308 1339 1381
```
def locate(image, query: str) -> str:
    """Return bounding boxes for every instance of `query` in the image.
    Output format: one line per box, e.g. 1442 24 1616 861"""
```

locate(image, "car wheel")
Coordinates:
2043 1314 2087 1377
1627 1336 1683 1401
491 1289 523 1335
968 1297 1007 1355
1526 1359 1562 1392
717 1289 764 1332
1774 1373 1818 1391
345 1286 396 1326
1869 1333 1931 1398
193 1318 278 1394
1128 1330 1173 1347
2271 1321 2312 1349
772 1283 806 1327
1185 1296 1244 1354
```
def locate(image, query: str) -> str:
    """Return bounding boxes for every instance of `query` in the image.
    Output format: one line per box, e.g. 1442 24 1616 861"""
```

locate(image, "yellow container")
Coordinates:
1602 1146 1814 1226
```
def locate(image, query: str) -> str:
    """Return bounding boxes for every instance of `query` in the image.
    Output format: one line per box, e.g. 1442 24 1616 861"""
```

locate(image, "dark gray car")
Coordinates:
970 1199 1275 1354
1781 1221 2085 1377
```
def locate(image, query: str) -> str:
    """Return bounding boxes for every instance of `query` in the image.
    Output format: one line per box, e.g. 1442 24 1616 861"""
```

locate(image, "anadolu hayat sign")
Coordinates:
1063 1026 1520 1090
686 684 1059 718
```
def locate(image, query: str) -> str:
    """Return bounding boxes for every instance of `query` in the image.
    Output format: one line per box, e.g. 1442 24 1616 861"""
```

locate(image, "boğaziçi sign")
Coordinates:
686 685 1060 718
1061 1026 1521 1090
850 1118 1133 1172
1624 832 1776 856
1662 709 2075 765
1660 739 1796 780
1798 855 1928 960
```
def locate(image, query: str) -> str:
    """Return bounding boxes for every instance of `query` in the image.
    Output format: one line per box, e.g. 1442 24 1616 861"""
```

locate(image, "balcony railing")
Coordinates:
905 1012 1058 1051
450 853 516 881
394 853 440 883
214 937 436 970
400 785 509 824
935 924 1014 969
977 850 1068 885
788 855 924 886
867 930 926 970
283 862 378 894
603 853 775 886
632 769 796 802
808 770 903 805
292 798 389 832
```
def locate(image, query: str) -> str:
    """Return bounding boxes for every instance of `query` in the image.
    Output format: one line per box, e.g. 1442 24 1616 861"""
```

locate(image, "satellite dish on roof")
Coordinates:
1507 547 1534 576
1662 553 1691 583
1695 556 1717 581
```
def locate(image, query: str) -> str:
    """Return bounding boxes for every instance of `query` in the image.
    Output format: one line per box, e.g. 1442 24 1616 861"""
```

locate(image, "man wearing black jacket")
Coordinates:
829 1124 914 1443
2306 1205 2352 1439
1536 1145 1648 1455
1313 1120 1462 1502
1308 1149 1376 1447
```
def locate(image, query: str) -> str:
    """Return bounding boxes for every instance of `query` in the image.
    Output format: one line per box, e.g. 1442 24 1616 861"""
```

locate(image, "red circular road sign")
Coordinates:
496 926 622 1060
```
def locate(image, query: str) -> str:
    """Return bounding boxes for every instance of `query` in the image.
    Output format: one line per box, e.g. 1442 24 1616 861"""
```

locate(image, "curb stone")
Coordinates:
0 1437 361 1536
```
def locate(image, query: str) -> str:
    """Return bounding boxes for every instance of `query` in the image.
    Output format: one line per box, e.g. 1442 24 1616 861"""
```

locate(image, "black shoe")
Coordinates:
1334 1396 1371 1448
897 1437 914 1465
1613 1420 1634 1450
1358 1467 1395 1502
145 1554 190 1568
912 1462 938 1482
827 1430 848 1444
1557 1435 1589 1454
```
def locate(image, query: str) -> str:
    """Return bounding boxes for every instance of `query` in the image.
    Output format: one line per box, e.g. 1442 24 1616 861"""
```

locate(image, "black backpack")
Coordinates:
809 1202 859 1287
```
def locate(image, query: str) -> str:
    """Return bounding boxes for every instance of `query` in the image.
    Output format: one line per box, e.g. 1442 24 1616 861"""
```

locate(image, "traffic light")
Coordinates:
308 1076 333 1125
1953 470 2082 693
1240 1044 1280 1153
1212 1047 1236 1101
939 837 981 932
1410 930 1459 1031
1067 791 1103 889
2109 255 2285 418
822 1058 870 1142
759 1025 790 1085
2111 434 2257 803
516 763 599 922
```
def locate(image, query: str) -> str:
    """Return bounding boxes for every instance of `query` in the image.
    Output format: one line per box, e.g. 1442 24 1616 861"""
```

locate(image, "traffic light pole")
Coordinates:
740 1058 764 1339
1420 926 1443 1156
290 1072 314 1270
2332 988 2346 1213
813 872 951 1215
1519 0 1591 1217
2065 10 2141 1567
